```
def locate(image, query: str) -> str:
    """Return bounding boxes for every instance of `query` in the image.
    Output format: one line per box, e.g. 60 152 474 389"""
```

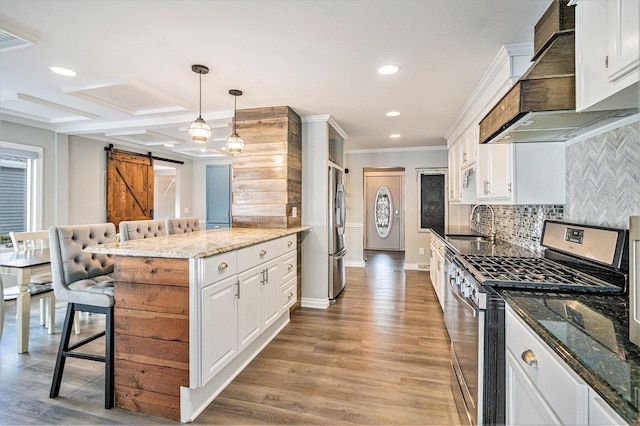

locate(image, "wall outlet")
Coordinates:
291 206 297 217
419 247 425 255
184 207 189 214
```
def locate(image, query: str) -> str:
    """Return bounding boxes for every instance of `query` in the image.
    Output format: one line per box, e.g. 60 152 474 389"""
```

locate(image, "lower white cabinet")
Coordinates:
505 306 627 425
429 234 445 310
200 275 239 385
199 235 297 386
237 263 263 352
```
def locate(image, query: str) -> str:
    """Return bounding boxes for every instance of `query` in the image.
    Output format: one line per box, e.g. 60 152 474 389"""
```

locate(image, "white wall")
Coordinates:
0 121 194 227
344 147 450 269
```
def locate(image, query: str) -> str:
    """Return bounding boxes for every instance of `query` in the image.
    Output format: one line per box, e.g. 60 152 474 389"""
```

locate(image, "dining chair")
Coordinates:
166 217 200 234
8 230 55 334
48 223 117 409
119 219 168 241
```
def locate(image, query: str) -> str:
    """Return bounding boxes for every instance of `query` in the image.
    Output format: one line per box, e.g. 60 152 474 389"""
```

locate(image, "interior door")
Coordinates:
365 173 404 251
206 165 231 229
106 150 154 228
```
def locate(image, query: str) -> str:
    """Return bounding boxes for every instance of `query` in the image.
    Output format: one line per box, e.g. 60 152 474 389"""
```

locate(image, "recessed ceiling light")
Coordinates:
378 64 400 75
386 111 400 117
164 143 175 147
49 66 77 77
200 148 207 153
390 134 401 138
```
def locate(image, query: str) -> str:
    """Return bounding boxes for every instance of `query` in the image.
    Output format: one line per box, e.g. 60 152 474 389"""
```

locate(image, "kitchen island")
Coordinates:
86 226 309 422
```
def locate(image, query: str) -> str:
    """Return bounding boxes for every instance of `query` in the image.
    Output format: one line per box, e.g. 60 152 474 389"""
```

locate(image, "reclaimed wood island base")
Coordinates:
86 227 308 422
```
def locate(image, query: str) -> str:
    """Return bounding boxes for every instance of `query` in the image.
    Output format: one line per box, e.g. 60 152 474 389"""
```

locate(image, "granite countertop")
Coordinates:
85 226 311 259
502 291 640 425
432 227 538 258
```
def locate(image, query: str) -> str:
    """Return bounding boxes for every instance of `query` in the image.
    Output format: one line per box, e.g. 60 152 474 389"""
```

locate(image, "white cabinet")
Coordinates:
589 389 627 426
476 144 512 201
198 235 297 386
448 142 462 203
506 307 589 425
200 275 238 385
575 0 639 111
505 306 627 426
460 124 477 169
475 142 566 205
429 234 445 310
237 263 263 352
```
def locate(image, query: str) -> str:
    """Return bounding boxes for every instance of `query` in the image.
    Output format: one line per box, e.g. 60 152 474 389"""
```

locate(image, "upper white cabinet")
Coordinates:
460 124 477 170
448 141 461 203
574 0 639 111
476 142 566 205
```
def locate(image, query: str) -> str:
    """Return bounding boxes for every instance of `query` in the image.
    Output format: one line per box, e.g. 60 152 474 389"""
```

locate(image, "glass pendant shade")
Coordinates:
225 89 244 154
188 64 211 143
187 116 212 143
226 132 245 153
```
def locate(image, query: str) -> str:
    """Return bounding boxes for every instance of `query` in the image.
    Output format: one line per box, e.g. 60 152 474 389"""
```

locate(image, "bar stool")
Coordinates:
166 217 200 234
48 223 118 409
119 219 168 241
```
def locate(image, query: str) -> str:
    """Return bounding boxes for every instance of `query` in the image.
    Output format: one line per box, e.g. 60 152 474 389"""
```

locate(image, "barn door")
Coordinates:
107 150 154 228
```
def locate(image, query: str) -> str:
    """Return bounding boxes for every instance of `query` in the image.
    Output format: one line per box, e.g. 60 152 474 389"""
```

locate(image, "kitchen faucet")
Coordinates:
470 204 496 243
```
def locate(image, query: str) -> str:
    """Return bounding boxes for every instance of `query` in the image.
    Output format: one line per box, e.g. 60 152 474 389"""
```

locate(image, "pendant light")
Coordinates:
225 89 245 154
187 64 212 143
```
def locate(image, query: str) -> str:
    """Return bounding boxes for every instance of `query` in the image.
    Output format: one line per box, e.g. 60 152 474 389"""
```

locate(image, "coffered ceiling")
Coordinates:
0 0 550 158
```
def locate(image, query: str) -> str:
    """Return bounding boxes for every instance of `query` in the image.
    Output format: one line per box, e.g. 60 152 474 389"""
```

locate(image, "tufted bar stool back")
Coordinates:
166 217 200 234
119 219 168 241
48 223 118 409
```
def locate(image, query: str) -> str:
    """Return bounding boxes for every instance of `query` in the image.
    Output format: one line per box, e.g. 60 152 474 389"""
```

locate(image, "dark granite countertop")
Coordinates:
430 228 640 424
502 291 640 425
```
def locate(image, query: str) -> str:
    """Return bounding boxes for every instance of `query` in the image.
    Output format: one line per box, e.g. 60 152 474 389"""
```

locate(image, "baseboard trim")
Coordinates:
300 297 330 309
345 260 365 268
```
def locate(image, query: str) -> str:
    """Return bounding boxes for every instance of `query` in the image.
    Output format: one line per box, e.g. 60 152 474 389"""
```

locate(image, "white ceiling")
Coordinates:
0 0 550 158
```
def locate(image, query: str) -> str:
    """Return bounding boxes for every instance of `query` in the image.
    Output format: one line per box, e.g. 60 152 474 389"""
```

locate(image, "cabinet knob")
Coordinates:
287 240 293 247
260 249 267 256
288 263 294 270
288 292 294 299
521 350 538 368
218 262 228 270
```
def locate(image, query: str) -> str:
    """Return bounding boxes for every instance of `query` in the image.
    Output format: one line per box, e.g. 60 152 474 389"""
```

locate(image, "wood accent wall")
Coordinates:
232 106 302 229
113 256 190 421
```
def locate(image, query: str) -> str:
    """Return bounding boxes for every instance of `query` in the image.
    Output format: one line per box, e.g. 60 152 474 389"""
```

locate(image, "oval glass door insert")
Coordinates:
374 185 393 238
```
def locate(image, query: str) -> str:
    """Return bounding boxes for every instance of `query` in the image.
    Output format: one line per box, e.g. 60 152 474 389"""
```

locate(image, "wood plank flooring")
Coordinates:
0 250 459 425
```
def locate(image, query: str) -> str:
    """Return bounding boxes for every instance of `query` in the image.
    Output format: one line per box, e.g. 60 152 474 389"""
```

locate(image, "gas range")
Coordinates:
454 220 629 295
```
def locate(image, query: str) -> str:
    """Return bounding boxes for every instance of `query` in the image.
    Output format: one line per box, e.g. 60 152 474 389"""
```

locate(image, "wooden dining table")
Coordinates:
0 248 51 353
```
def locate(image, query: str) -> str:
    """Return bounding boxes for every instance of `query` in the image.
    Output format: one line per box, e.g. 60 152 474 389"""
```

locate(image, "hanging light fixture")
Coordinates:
187 64 212 143
225 89 245 154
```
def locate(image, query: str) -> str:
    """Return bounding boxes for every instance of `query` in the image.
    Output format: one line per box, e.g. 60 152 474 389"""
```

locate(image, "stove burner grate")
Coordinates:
458 254 623 293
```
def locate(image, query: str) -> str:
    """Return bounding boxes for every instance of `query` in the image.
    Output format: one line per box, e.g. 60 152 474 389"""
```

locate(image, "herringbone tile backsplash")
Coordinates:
566 122 639 228
470 121 639 250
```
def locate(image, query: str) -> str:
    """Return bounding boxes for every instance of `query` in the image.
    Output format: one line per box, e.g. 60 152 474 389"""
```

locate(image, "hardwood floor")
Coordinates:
0 250 459 425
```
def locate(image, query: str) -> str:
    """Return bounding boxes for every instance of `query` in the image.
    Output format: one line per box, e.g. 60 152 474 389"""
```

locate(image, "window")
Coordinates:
0 142 42 245
418 168 447 235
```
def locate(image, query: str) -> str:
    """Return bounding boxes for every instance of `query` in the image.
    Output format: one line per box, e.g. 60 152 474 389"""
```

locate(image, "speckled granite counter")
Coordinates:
432 228 538 258
502 291 640 425
85 226 310 258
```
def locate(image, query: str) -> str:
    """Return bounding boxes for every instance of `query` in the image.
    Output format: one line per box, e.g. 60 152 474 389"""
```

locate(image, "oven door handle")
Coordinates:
448 276 479 317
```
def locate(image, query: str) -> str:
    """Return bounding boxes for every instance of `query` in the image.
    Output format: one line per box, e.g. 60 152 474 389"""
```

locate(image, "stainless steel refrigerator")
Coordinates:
329 166 347 301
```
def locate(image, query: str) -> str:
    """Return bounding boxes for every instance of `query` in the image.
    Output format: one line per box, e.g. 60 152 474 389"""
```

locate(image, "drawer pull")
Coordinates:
288 292 294 299
218 262 228 270
288 263 294 270
260 249 267 256
288 240 293 247
521 350 538 368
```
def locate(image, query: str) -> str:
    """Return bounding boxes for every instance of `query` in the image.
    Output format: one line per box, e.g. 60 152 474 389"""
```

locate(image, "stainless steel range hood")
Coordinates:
479 0 638 144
